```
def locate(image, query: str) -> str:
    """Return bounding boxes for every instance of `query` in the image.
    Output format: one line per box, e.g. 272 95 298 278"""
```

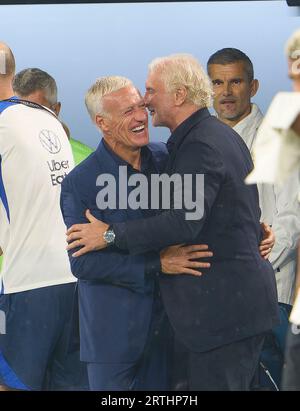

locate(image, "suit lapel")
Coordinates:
164 108 211 174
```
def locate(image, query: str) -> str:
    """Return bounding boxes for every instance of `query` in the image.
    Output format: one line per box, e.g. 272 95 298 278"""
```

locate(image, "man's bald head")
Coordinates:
0 42 15 78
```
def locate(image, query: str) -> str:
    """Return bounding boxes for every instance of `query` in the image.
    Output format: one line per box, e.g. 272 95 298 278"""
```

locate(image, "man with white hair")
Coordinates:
66 54 279 390
60 75 211 390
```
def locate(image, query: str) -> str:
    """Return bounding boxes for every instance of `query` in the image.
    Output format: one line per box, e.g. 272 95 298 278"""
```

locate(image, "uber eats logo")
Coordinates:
39 129 70 186
47 159 70 186
0 310 5 335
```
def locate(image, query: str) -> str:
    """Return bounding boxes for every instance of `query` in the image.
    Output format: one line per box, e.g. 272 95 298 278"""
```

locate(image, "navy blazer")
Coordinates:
60 140 168 363
113 108 280 352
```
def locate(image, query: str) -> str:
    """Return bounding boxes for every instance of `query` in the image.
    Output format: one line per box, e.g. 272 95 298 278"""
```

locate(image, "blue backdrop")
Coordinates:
0 1 299 147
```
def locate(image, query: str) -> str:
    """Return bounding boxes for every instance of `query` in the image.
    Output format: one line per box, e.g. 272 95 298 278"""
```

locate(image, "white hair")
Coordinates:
285 29 300 59
148 53 213 108
85 76 133 122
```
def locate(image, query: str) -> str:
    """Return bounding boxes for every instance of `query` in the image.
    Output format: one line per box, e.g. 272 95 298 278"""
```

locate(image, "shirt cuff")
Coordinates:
112 222 128 250
144 251 161 277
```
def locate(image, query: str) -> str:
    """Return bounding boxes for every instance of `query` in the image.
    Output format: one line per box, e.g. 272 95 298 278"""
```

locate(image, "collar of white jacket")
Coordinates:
245 92 300 187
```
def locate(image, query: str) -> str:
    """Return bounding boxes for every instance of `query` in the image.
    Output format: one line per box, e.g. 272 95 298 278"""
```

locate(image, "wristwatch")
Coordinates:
103 225 116 245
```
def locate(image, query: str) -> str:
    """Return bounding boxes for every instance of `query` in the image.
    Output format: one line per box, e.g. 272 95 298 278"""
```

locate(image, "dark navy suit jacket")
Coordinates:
113 108 280 353
60 140 168 363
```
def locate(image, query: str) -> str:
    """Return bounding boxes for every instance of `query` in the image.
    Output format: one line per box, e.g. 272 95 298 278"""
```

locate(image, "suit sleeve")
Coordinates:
113 142 225 255
60 177 160 292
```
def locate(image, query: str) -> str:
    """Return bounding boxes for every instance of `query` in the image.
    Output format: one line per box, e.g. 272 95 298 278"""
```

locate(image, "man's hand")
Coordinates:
259 222 275 260
66 210 109 257
160 244 213 276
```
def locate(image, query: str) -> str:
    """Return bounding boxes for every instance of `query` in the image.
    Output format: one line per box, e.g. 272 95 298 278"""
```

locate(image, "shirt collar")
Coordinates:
166 107 211 154
232 104 263 151
102 139 153 172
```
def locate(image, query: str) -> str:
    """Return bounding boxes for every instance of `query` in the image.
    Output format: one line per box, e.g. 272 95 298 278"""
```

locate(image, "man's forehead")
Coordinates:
103 86 143 109
146 70 164 87
209 62 247 78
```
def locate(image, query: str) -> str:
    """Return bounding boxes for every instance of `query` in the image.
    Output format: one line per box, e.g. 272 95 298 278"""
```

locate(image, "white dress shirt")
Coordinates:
234 103 300 304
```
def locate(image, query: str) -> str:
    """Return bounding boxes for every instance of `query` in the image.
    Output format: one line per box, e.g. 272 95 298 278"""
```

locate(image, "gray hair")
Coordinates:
0 42 15 78
12 68 57 106
148 53 212 108
85 76 133 122
207 48 254 83
285 29 300 59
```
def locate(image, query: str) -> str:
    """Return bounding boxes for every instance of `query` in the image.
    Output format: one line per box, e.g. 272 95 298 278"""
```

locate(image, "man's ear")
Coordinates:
52 102 61 116
174 86 187 106
95 114 109 133
250 79 259 98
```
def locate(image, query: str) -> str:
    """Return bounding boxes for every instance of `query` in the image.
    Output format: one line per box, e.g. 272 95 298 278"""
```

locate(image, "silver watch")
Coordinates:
103 227 115 245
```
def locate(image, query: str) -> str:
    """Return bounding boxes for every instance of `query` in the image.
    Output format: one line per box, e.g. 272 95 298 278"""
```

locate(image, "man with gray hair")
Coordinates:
207 48 300 308
66 54 279 390
12 68 94 165
207 48 300 389
60 74 211 390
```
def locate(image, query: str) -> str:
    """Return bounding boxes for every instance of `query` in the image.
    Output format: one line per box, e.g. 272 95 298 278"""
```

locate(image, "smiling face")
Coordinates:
208 61 259 127
96 85 149 154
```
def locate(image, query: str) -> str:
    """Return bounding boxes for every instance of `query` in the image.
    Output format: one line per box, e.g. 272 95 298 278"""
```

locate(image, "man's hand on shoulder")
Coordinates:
66 210 109 257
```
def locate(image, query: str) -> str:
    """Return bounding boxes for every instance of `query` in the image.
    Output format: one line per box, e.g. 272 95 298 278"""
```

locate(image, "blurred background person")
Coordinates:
279 28 300 391
0 44 87 391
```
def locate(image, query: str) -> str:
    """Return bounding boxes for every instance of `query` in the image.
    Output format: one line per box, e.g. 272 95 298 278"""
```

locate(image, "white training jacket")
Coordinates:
234 103 300 305
0 103 76 294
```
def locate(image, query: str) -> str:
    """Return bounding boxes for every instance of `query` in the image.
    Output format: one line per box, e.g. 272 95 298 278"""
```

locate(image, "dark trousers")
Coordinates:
171 333 265 391
281 323 300 390
87 362 146 391
0 283 88 391
87 298 172 391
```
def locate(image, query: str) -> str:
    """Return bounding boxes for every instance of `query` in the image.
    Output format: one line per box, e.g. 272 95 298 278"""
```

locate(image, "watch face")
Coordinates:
104 229 115 244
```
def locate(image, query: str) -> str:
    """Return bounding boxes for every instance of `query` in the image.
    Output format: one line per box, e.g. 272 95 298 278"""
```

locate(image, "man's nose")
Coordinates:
144 92 150 106
222 82 232 96
136 107 148 122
